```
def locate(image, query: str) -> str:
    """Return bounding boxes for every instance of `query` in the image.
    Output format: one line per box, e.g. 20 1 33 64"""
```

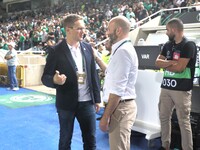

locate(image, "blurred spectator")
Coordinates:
4 41 19 91
136 2 149 21
143 0 153 12
19 32 26 50
105 6 113 20
41 29 48 46
130 14 137 30
151 0 160 14
193 0 200 10
54 26 63 43
0 37 4 49
46 32 55 47
126 7 136 21
173 0 188 7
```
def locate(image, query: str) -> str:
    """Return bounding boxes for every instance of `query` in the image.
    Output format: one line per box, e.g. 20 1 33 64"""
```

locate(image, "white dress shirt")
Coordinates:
68 44 91 102
102 38 138 103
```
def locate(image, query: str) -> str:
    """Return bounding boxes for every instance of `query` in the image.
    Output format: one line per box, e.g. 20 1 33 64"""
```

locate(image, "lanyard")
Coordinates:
77 52 85 72
112 40 131 56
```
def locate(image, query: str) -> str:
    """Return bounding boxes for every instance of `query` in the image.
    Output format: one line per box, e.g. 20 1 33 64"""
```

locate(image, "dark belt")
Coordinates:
119 99 134 103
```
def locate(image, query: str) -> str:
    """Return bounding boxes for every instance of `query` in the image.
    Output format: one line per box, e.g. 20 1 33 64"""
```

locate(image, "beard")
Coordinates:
168 34 175 42
109 30 117 45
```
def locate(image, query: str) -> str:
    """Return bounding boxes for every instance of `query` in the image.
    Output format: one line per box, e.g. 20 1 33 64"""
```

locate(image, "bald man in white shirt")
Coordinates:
99 16 138 150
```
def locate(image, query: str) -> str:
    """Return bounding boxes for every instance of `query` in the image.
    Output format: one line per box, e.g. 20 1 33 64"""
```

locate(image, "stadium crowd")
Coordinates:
0 0 198 51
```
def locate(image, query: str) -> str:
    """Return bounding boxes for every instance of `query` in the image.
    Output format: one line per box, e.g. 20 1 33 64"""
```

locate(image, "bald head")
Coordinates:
107 16 131 44
109 16 131 34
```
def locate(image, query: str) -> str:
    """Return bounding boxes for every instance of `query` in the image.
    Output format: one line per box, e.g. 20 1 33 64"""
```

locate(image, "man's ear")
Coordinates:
116 27 121 35
172 28 177 34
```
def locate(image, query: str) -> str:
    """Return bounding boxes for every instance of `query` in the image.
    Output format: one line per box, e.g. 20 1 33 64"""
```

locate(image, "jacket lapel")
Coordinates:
62 40 77 73
80 42 89 68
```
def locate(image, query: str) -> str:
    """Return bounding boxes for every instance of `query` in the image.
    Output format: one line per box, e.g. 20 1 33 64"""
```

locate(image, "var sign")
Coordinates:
141 54 150 59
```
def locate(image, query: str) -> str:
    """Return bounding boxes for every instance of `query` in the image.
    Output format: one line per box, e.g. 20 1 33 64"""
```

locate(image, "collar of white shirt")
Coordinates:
111 38 130 55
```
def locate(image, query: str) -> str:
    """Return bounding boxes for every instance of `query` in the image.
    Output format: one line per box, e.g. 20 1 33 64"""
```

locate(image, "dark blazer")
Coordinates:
41 39 101 110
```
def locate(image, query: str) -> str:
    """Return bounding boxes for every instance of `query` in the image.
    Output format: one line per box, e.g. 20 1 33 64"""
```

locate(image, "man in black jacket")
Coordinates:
41 14 101 150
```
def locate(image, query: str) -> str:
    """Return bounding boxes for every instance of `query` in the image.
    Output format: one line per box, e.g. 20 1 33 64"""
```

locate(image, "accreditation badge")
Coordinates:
173 51 180 60
77 72 86 84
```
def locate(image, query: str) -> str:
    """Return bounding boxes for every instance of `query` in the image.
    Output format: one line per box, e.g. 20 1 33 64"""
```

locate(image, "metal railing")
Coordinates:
94 6 198 47
136 6 197 27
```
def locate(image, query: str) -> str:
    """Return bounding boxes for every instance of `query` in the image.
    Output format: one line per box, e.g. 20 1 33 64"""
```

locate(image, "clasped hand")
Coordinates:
99 116 110 132
53 70 67 85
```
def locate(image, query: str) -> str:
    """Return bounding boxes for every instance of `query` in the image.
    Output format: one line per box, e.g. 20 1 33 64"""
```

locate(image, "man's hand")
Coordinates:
92 47 98 59
99 115 110 132
95 103 101 113
53 70 67 85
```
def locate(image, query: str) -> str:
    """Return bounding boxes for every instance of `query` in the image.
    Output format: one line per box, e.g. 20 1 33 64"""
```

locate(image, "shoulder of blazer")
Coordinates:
80 41 92 52
81 41 90 47
54 39 67 51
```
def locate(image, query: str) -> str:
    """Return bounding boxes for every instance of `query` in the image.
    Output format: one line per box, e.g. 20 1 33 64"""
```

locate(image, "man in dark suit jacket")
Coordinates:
41 14 101 150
